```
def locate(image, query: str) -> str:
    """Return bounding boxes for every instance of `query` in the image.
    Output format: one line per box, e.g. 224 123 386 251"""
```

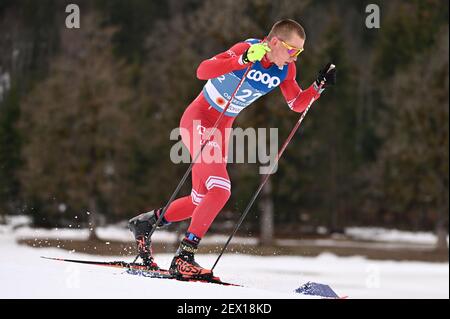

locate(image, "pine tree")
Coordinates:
19 14 137 236
0 86 21 217
375 26 448 249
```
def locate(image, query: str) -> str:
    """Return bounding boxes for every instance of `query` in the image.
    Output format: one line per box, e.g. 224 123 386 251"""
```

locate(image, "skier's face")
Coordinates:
267 34 304 67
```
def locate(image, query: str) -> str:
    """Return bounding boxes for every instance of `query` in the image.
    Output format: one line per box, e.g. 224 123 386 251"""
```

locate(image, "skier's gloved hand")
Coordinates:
242 42 271 64
315 63 336 89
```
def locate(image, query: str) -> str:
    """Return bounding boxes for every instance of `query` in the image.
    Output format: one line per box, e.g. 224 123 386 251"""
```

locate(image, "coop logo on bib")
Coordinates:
247 70 281 89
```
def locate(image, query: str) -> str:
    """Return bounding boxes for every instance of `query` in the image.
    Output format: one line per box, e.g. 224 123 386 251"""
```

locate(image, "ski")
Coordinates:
41 256 170 275
41 256 240 286
125 268 240 286
41 256 162 270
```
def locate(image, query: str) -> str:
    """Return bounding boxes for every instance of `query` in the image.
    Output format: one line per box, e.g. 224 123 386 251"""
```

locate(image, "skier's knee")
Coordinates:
205 176 231 201
208 186 231 205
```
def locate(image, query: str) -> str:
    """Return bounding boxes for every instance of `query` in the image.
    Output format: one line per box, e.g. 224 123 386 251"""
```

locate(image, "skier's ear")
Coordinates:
267 36 278 48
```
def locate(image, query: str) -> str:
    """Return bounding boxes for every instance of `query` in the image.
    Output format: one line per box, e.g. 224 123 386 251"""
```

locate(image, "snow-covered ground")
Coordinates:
345 227 449 246
6 215 448 248
0 216 448 299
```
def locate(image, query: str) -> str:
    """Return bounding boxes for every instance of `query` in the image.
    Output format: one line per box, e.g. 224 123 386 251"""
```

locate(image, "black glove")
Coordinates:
315 63 336 88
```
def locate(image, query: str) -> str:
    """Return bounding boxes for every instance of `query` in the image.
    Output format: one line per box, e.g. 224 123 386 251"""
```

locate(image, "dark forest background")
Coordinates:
0 0 448 249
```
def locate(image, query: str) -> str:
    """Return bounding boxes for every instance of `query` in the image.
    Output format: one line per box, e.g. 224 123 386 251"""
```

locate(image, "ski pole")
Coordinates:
211 64 335 271
131 65 253 263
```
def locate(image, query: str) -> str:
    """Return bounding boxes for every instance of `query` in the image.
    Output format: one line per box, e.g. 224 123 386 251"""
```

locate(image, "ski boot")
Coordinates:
169 232 213 279
128 209 170 270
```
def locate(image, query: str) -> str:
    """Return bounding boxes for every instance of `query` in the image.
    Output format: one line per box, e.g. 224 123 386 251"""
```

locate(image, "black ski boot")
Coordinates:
128 209 170 270
169 233 213 278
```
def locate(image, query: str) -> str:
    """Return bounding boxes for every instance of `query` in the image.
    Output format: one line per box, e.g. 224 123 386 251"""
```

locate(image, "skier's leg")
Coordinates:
186 111 233 238
188 166 231 238
163 196 196 222
163 95 217 223
169 93 234 277
169 136 231 277
162 99 211 223
128 194 197 267
169 166 231 278
128 208 170 269
171 158 230 230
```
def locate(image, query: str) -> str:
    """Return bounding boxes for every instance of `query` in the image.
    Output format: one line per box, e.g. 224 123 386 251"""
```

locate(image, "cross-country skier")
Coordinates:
128 19 336 278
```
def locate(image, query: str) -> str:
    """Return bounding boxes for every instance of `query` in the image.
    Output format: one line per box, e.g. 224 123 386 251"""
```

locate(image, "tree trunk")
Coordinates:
259 177 274 246
435 178 448 251
436 223 448 251
330 138 339 233
88 197 99 241
435 196 449 251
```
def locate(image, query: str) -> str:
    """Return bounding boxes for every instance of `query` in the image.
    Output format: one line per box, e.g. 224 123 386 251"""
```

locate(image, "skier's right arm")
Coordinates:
196 42 251 80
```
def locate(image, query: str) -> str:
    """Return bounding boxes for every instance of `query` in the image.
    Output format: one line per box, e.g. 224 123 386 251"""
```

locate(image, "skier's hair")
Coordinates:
267 19 306 41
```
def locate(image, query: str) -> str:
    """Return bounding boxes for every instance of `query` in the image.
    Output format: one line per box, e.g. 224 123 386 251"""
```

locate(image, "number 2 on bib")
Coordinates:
234 89 262 104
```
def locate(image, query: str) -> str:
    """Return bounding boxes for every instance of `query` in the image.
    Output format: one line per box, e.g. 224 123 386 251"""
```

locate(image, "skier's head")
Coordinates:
265 19 305 67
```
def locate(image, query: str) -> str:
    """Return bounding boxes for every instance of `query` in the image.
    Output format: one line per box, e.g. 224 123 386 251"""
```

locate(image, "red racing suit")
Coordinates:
163 40 322 238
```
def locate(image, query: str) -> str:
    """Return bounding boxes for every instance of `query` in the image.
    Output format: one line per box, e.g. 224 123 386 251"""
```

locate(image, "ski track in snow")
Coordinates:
1 236 448 299
0 218 448 299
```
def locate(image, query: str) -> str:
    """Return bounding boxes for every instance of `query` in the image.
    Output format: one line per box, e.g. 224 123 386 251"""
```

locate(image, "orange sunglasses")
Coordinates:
280 40 304 57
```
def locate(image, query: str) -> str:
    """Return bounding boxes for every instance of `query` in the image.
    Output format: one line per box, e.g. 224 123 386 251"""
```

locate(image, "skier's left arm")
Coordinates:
280 63 336 113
